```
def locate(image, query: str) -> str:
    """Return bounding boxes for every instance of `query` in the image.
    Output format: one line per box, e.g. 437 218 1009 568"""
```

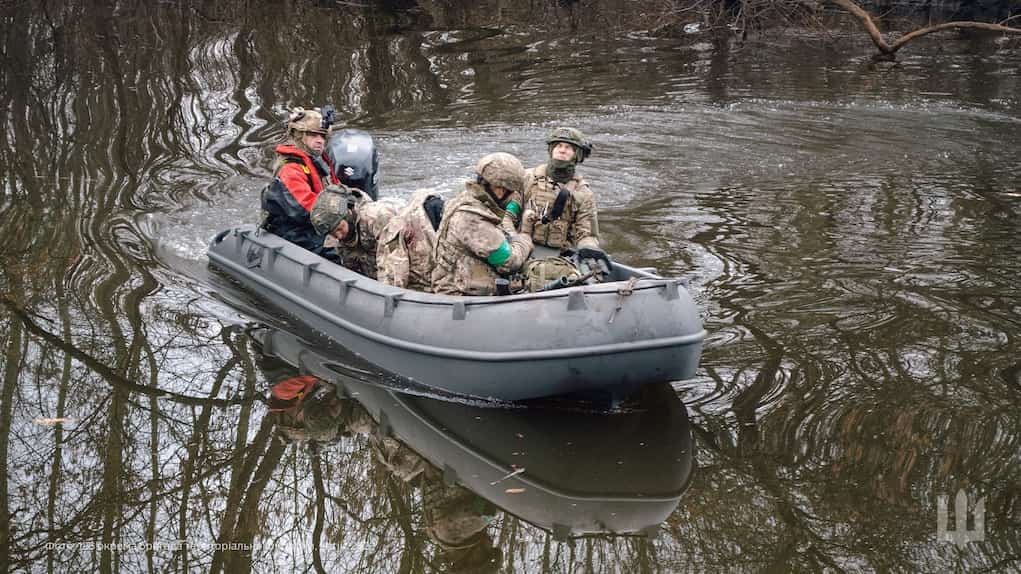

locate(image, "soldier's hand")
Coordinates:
578 246 612 272
519 209 538 235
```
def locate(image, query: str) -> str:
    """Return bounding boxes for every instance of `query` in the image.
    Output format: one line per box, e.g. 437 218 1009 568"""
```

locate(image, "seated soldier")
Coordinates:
310 187 396 280
376 190 445 292
431 153 537 296
260 106 345 260
505 127 611 272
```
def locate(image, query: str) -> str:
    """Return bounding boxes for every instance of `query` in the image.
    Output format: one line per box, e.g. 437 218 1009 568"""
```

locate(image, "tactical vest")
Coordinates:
378 191 441 291
525 164 582 249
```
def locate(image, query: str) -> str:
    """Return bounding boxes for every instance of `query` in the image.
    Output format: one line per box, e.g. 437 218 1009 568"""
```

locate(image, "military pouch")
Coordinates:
465 261 496 296
549 219 569 248
522 256 582 292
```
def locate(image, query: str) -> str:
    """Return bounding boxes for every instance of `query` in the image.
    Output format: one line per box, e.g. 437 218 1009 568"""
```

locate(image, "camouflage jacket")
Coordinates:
329 195 396 279
377 190 441 292
431 183 532 296
502 163 599 249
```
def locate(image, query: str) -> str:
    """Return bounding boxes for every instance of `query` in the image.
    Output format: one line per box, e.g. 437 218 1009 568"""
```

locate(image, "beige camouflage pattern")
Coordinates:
475 152 525 193
522 256 582 292
333 195 396 279
432 182 532 296
503 163 600 249
377 190 440 292
287 107 328 135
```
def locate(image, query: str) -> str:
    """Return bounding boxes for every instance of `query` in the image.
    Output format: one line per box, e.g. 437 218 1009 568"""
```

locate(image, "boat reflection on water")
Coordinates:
254 327 695 549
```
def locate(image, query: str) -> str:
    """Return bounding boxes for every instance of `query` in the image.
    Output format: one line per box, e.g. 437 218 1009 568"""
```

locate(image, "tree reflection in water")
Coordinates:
1 0 1019 572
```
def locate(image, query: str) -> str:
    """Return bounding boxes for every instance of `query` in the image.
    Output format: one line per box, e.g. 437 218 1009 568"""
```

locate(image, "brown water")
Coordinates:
1 2 1019 572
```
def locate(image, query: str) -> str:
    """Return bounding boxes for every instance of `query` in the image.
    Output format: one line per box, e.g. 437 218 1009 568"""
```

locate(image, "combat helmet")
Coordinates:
310 185 354 236
287 105 336 137
475 152 525 194
546 127 592 163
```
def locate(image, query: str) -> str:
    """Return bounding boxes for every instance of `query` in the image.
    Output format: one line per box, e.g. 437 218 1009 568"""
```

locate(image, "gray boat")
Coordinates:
255 327 695 538
207 225 705 400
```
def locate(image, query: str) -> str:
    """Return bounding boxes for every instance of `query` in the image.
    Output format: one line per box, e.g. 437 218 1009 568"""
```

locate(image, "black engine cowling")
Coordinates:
327 128 379 200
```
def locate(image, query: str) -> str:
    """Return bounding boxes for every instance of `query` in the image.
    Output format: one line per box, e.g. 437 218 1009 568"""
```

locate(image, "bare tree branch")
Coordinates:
891 20 1021 52
829 0 1021 56
0 297 263 408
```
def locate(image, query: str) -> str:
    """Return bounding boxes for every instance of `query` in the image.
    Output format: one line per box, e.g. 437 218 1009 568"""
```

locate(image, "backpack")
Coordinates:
521 256 582 292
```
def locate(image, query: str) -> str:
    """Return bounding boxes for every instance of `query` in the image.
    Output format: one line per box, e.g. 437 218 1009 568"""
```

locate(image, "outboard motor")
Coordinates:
327 128 379 200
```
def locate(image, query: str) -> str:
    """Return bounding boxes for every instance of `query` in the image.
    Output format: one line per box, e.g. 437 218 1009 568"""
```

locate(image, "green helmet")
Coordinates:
310 185 353 235
475 152 525 193
546 127 592 163
302 395 342 443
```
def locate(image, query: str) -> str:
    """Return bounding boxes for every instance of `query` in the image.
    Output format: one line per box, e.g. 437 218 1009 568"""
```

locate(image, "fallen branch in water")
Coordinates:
829 0 1021 58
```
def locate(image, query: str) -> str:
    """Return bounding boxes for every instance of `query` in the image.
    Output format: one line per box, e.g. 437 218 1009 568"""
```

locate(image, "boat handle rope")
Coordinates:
608 277 640 324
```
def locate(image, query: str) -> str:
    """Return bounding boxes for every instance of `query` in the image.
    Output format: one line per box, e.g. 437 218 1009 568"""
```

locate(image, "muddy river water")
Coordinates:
0 2 1018 572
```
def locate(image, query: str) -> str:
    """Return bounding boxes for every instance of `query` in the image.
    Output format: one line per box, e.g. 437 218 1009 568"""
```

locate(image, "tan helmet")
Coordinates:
287 106 329 136
475 152 525 193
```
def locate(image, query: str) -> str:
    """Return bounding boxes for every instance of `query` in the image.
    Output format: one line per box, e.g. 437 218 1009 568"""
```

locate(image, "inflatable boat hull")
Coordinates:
208 226 705 400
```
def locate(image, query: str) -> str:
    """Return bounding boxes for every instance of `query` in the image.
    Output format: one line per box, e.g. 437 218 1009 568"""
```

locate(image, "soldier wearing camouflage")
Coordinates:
504 127 600 250
325 192 397 280
432 153 535 296
377 190 444 292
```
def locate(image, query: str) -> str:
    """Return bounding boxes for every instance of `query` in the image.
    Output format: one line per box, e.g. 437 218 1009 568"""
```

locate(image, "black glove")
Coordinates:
577 247 612 271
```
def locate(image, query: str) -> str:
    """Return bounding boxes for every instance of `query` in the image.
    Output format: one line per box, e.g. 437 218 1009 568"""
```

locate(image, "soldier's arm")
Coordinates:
377 220 410 288
459 213 532 274
572 184 600 249
497 233 533 274
387 237 411 288
498 191 521 234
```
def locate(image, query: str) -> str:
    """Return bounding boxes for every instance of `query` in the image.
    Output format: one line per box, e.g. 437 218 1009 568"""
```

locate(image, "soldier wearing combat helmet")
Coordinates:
431 153 537 296
504 127 610 271
260 105 356 261
310 186 396 280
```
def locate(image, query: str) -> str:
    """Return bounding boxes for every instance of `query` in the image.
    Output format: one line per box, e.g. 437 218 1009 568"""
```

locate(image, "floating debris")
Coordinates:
33 418 72 426
489 467 526 486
